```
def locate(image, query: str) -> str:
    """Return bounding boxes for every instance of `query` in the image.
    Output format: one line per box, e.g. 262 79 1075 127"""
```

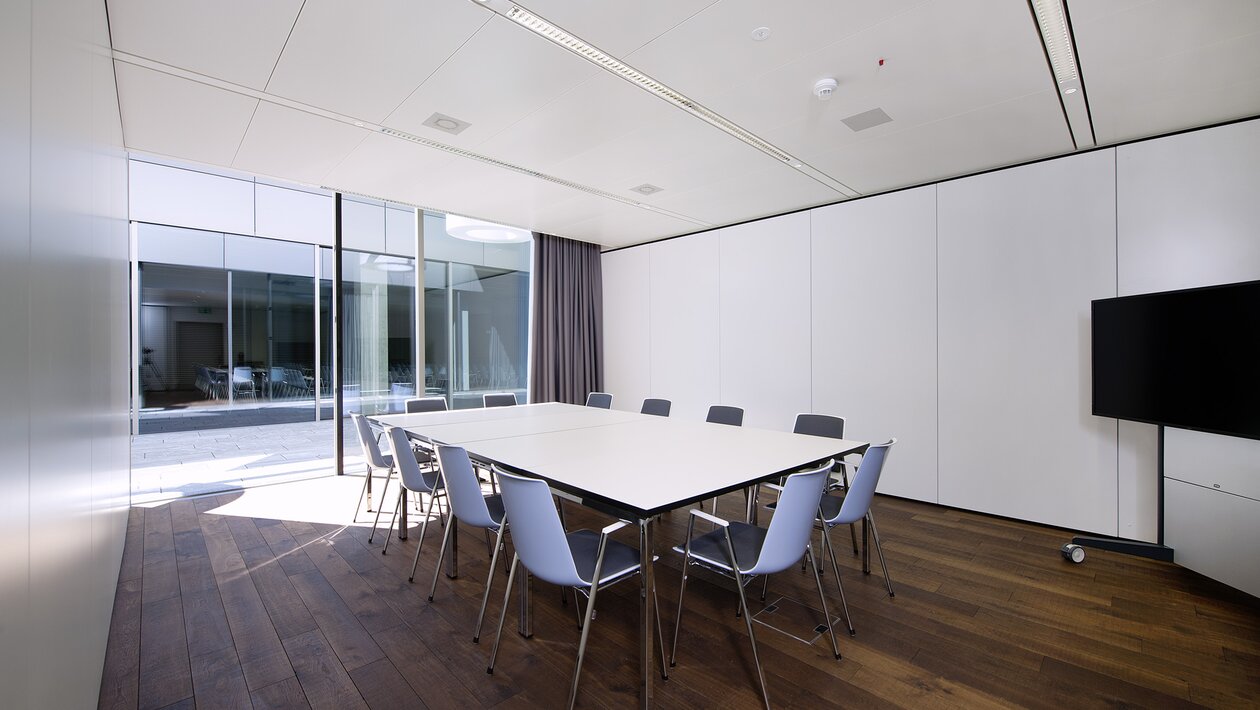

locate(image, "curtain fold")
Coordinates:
529 233 603 404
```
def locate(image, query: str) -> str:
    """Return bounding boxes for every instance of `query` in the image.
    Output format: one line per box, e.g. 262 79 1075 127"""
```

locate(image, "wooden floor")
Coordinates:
98 479 1260 709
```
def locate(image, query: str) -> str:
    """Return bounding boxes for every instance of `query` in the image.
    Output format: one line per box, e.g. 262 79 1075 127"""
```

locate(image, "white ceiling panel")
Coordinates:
1069 0 1260 144
114 62 257 166
232 102 368 186
811 90 1073 194
322 132 459 202
385 17 598 148
106 0 303 90
515 0 719 56
266 0 490 123
648 161 843 226
700 0 1053 162
544 201 706 248
472 72 678 173
626 0 926 105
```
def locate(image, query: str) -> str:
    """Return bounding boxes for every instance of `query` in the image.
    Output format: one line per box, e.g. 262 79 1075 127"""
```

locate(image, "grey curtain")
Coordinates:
530 233 603 404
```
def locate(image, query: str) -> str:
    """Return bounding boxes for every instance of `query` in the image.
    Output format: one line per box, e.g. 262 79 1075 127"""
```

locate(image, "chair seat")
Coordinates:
484 494 505 527
672 521 767 575
819 491 846 522
567 529 641 585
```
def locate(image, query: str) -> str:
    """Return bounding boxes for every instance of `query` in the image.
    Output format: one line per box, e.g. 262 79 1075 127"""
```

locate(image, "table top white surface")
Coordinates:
372 403 865 518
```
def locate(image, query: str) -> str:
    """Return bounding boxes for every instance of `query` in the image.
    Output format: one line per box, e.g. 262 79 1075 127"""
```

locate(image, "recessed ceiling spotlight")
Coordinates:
422 112 471 135
353 121 365 127
751 27 771 41
813 78 838 101
631 183 663 196
1063 86 1078 94
790 161 802 168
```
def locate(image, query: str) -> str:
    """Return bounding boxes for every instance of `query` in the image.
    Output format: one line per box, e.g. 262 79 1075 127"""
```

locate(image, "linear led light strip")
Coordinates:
378 127 712 226
1031 0 1079 86
501 5 797 166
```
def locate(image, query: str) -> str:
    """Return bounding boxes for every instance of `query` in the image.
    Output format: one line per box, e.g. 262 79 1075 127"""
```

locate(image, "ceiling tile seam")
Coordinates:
228 98 263 168
262 0 308 93
379 15 495 127
479 1 857 198
111 50 709 227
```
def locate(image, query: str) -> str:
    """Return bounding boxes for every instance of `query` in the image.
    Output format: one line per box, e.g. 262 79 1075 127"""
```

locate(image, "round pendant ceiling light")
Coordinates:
445 215 532 244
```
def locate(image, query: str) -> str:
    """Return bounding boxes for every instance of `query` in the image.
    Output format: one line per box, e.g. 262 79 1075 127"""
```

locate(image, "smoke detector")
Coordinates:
813 77 838 101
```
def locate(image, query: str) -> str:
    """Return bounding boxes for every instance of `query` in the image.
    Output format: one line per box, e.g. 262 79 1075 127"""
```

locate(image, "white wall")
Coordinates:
603 117 1260 555
1 0 132 707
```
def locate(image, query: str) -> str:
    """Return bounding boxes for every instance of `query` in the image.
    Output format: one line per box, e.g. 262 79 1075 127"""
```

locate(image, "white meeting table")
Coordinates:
371 403 866 708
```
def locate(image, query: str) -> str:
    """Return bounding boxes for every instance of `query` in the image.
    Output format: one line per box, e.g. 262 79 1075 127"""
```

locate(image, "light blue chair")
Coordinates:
671 460 839 708
377 427 446 567
351 413 396 524
487 469 667 709
817 439 897 622
483 392 518 407
584 392 613 409
426 445 507 645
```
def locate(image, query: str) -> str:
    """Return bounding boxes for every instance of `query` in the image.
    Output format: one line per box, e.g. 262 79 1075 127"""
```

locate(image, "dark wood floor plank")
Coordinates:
189 646 252 710
347 657 427 710
137 595 192 710
240 542 318 641
200 511 296 691
104 491 1260 710
97 577 142 710
283 629 371 710
288 567 387 671
250 676 312 710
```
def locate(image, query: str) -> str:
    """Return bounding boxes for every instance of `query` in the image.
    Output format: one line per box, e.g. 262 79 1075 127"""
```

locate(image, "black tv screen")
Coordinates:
1092 279 1260 440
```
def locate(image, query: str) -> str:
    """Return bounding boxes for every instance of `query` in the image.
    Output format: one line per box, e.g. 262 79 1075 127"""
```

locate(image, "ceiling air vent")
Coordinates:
841 108 893 132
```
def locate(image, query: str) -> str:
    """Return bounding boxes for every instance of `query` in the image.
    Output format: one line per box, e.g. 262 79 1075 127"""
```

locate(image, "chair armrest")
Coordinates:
688 508 729 528
601 520 632 536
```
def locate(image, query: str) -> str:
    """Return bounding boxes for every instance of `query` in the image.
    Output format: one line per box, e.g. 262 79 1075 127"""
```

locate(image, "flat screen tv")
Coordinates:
1092 279 1260 440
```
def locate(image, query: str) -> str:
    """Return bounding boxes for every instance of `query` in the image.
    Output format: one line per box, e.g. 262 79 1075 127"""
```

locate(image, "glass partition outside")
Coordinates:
340 251 417 417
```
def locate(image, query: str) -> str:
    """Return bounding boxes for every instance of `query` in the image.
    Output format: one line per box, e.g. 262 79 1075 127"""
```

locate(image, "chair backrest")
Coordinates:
405 397 448 414
483 392 518 408
585 392 613 409
385 426 439 494
747 461 832 576
828 439 895 526
641 398 671 417
793 413 845 439
435 445 497 529
706 405 744 426
233 366 253 384
351 413 391 469
494 468 586 588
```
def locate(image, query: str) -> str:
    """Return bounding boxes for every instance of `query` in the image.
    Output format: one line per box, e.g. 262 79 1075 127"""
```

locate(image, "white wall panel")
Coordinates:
0 0 32 699
718 213 812 430
385 207 416 257
255 184 333 245
649 232 720 422
343 199 387 253
811 187 938 502
937 150 1118 535
1115 117 1260 543
137 223 224 268
129 160 254 235
1166 478 1260 598
602 248 652 413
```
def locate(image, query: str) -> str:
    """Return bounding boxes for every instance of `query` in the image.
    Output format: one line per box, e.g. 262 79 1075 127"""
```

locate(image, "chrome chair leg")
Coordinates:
806 543 841 660
652 571 668 680
822 525 855 636
380 490 402 554
367 467 395 543
424 507 456 589
487 554 521 674
405 487 440 577
353 467 374 522
566 535 610 710
760 573 770 602
473 524 506 643
867 510 895 597
669 515 698 668
722 530 770 710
